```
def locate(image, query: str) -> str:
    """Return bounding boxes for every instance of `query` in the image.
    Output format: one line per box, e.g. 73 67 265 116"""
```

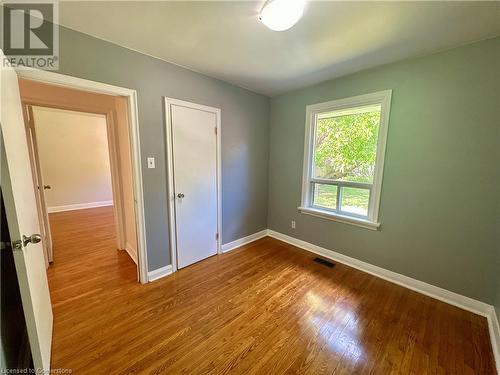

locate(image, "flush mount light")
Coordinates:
259 0 306 32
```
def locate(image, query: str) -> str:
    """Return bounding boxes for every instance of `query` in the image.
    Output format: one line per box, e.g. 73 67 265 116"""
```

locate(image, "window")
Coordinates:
299 90 392 229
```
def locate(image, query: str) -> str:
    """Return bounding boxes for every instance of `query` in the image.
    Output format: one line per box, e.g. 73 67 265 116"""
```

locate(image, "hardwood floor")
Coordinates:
47 207 496 374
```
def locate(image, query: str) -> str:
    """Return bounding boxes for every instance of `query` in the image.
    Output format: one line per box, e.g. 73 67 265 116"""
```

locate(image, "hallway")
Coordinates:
47 207 136 309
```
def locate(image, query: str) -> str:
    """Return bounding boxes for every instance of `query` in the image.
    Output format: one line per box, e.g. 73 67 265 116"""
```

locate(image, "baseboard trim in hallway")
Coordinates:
488 306 500 373
123 242 138 264
47 200 113 213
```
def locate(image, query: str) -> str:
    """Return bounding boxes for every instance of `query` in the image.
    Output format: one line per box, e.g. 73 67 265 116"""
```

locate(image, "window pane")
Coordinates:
314 106 381 183
313 184 337 210
340 187 369 216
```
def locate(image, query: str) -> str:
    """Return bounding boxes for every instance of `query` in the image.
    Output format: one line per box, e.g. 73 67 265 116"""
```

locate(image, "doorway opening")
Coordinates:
19 78 142 284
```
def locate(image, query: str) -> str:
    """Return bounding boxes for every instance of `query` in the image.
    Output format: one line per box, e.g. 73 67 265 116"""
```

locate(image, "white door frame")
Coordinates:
164 97 222 273
17 69 149 284
21 101 126 255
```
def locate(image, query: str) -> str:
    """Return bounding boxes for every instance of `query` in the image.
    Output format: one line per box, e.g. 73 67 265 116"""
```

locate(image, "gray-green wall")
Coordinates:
51 27 499 304
268 37 500 304
56 27 270 271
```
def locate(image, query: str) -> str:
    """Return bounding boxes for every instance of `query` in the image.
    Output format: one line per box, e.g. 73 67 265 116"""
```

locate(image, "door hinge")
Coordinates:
215 233 219 241
214 126 217 135
26 108 35 129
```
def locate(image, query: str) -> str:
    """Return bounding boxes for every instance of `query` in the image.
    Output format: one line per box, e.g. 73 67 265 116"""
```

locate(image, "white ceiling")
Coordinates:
59 1 500 96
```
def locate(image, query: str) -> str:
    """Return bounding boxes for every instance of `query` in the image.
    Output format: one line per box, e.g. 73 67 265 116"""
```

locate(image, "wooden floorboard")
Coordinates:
47 207 496 374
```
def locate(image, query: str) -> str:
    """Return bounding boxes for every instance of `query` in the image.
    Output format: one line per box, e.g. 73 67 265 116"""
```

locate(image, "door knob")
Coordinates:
13 234 42 250
43 185 51 190
23 234 42 247
177 193 185 198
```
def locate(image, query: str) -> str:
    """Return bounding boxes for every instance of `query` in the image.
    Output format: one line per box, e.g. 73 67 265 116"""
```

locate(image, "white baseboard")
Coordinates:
147 265 173 282
48 200 113 213
221 229 268 253
145 228 498 368
267 229 500 369
123 242 138 265
487 307 500 373
267 230 491 317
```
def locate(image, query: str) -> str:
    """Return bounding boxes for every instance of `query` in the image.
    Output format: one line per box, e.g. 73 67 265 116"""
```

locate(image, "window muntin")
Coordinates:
301 91 391 226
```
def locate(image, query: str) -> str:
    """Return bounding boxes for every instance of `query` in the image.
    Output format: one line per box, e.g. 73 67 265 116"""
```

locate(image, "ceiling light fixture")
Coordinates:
259 0 306 32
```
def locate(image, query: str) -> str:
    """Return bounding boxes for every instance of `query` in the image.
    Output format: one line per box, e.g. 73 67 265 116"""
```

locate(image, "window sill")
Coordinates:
297 206 380 230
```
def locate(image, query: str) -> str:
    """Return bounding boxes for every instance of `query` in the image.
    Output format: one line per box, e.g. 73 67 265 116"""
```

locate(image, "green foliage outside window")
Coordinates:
314 111 380 183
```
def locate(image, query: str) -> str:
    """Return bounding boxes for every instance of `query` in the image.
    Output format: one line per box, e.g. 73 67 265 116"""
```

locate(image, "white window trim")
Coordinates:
299 90 392 230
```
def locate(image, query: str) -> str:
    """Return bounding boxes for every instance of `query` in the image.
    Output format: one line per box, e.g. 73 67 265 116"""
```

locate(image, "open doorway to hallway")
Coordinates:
19 79 141 285
29 106 138 289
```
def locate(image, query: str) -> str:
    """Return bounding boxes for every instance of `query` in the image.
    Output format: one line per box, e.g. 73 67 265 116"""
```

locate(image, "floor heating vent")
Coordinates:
313 257 335 268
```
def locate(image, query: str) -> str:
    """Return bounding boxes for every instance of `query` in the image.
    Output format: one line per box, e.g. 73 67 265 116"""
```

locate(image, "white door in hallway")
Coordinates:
0 51 53 371
25 105 54 265
166 99 220 269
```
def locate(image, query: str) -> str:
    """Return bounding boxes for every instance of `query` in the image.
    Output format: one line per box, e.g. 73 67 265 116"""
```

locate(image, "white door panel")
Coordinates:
171 104 218 269
25 105 53 265
0 52 53 371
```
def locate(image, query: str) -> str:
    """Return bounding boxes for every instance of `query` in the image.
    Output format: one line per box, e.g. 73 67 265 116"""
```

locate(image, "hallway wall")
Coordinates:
33 107 113 212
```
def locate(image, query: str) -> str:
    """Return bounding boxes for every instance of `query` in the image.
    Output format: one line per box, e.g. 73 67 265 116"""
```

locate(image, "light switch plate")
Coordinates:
147 157 155 169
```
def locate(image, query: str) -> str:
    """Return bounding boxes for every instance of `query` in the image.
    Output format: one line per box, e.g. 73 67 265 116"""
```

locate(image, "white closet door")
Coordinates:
171 103 218 269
